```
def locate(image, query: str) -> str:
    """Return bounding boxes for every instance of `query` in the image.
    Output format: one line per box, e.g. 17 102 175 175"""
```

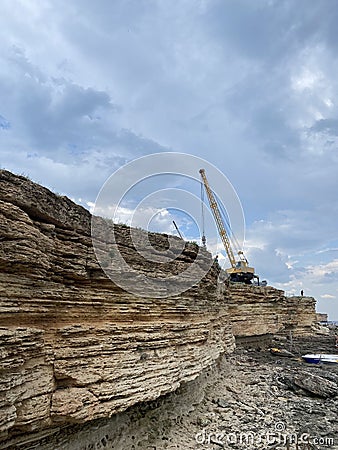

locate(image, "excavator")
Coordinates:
199 168 259 284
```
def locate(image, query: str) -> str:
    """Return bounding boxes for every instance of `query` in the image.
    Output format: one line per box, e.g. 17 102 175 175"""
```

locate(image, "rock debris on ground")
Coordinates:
135 334 338 450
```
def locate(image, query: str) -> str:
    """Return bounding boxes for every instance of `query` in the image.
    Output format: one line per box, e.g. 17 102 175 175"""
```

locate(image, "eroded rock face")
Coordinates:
227 284 318 338
0 170 235 446
0 170 320 448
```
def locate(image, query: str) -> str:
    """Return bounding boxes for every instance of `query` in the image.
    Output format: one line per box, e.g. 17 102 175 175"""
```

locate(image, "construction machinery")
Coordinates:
199 168 258 284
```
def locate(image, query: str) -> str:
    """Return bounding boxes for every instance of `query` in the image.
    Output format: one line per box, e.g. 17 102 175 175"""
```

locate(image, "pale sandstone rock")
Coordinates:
0 170 318 448
0 170 235 446
227 284 317 337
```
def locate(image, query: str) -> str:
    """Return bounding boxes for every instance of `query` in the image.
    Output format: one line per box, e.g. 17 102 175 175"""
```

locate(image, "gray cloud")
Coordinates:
1 47 115 151
0 115 10 130
310 118 338 136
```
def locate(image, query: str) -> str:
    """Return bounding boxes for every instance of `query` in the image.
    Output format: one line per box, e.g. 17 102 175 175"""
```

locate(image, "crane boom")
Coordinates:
199 168 257 284
199 169 236 268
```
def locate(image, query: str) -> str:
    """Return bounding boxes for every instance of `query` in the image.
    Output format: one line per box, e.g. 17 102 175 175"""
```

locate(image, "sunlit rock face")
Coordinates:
0 170 235 446
227 283 317 338
0 170 317 448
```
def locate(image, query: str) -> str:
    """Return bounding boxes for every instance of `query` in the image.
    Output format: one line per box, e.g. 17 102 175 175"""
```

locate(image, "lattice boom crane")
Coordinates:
199 168 258 284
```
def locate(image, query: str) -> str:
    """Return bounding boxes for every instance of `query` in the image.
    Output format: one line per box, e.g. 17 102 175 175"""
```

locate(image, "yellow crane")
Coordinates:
199 168 258 284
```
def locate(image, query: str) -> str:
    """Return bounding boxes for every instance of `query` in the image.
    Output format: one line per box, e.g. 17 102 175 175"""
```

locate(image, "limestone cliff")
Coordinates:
227 284 318 338
0 170 319 449
0 170 235 447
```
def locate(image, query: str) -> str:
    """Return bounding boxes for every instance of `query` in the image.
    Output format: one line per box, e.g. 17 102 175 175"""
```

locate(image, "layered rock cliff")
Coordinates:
227 284 317 338
0 170 319 449
0 170 235 447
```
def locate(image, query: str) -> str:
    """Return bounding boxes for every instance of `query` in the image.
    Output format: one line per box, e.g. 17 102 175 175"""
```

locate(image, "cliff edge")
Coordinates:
0 170 235 447
0 170 319 449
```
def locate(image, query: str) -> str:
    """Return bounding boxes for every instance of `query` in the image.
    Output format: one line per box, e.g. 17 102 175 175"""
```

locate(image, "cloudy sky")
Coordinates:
1 0 338 319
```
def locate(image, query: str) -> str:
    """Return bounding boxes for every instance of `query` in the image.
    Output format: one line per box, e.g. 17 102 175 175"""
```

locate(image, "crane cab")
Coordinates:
226 263 255 284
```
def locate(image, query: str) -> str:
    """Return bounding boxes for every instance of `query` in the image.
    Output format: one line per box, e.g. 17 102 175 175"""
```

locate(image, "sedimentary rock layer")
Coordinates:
0 170 319 448
0 170 235 447
227 284 317 337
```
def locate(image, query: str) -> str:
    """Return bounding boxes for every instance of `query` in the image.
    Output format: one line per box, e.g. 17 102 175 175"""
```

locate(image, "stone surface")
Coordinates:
0 170 322 448
227 284 318 338
316 312 328 322
292 372 338 398
0 170 235 446
10 336 336 450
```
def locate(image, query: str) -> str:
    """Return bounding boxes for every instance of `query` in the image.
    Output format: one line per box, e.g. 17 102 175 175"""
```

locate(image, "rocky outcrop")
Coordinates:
0 170 320 448
316 312 328 322
0 170 235 447
9 338 336 450
227 284 318 338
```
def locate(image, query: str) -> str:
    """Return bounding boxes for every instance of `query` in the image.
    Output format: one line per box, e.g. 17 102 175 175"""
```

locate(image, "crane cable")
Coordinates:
200 176 242 256
200 182 206 247
200 179 236 252
218 196 244 258
218 198 239 250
